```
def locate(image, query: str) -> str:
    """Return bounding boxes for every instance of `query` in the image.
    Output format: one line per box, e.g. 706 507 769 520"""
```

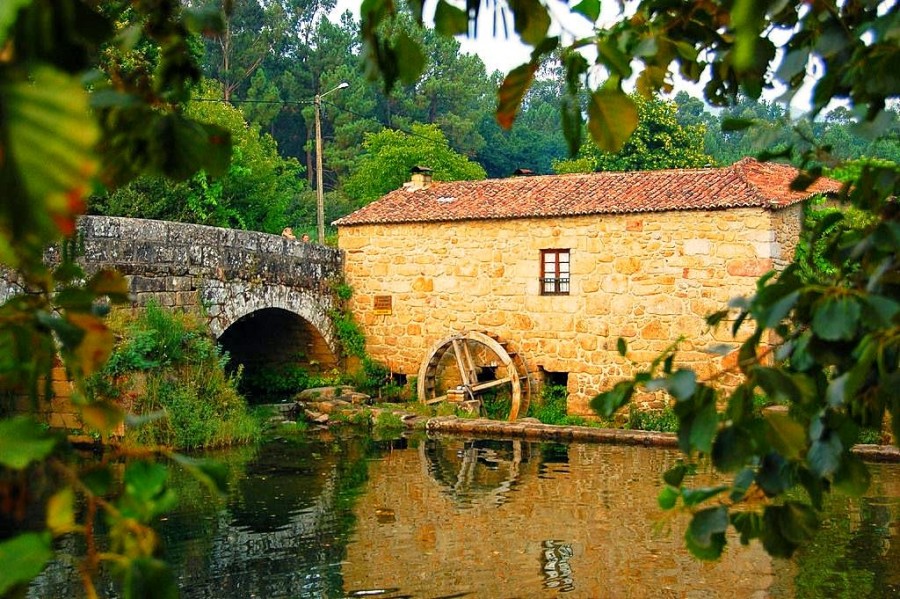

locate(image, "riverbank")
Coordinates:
266 394 900 464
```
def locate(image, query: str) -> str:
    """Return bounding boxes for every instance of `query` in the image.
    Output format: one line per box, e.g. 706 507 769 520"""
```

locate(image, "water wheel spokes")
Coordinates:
417 331 531 421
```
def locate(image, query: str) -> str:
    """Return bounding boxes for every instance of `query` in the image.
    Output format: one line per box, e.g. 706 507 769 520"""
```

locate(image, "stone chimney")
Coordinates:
406 165 433 190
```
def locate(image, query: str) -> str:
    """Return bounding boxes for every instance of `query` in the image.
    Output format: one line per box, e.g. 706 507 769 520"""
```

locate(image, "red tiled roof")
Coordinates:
334 158 842 226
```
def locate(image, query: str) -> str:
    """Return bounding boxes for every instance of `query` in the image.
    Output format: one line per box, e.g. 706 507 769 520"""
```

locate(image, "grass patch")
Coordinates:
372 411 404 438
527 384 569 424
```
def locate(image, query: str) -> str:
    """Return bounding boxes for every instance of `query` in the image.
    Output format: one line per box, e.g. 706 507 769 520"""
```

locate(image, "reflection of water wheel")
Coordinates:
416 331 531 420
421 438 530 507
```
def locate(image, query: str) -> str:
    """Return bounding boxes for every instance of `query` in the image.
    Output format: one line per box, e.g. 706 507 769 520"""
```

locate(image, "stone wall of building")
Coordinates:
339 206 801 415
771 203 804 271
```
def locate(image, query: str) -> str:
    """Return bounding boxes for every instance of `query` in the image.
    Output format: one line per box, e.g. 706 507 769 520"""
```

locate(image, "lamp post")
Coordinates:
314 81 349 244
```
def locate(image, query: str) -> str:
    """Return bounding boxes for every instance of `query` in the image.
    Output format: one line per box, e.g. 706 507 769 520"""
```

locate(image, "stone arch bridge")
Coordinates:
3 216 345 382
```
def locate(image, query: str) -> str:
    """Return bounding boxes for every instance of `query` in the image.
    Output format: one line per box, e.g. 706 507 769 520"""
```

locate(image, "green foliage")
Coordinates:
527 383 569 425
333 281 354 302
0 532 54 597
326 298 398 399
554 94 711 173
351 357 391 396
343 124 486 204
476 69 570 177
330 309 367 359
627 405 679 433
373 411 403 433
0 1 238 595
0 417 59 469
90 82 304 234
88 304 260 450
480 388 512 421
239 363 338 403
794 194 881 284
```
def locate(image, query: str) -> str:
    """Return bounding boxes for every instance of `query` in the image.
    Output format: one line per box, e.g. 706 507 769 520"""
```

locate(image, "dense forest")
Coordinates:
88 0 900 239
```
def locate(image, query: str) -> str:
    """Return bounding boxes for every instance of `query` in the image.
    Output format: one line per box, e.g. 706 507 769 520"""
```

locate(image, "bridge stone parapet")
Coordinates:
75 216 343 350
76 216 340 293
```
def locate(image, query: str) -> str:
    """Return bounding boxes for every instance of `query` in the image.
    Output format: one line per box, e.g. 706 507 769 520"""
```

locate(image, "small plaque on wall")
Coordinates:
373 295 393 315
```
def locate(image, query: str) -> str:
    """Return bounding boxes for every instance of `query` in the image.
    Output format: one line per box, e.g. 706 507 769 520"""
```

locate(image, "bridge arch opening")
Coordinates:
218 308 339 403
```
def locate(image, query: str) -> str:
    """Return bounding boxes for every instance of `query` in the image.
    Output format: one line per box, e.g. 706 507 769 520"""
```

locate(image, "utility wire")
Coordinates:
191 96 453 147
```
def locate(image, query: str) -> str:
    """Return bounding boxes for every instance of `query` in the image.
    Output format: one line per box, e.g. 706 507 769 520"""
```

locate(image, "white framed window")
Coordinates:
541 249 570 295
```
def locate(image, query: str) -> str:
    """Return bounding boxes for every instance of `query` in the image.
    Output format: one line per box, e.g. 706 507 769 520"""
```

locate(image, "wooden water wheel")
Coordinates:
416 331 531 420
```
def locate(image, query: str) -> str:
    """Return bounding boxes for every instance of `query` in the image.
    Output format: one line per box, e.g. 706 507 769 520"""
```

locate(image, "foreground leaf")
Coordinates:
122 461 177 521
681 485 728 507
0 532 53 595
433 0 468 36
122 557 178 599
497 63 537 129
80 400 125 434
170 454 229 496
508 0 550 46
46 487 76 534
3 65 99 237
0 416 58 469
587 89 637 152
685 507 728 560
66 312 115 377
589 380 634 417
764 410 806 460
812 295 860 341
658 486 679 510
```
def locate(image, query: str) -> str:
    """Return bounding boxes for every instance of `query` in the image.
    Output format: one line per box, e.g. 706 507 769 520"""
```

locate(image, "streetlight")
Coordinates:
315 81 349 244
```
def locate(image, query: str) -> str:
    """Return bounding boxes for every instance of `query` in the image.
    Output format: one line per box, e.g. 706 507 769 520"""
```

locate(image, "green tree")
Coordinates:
814 106 900 164
90 83 304 234
477 70 570 177
343 124 486 204
553 94 711 173
242 68 284 132
191 0 286 103
673 91 727 165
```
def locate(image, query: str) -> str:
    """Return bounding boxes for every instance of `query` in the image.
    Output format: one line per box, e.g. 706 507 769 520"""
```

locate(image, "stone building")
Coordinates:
335 158 840 416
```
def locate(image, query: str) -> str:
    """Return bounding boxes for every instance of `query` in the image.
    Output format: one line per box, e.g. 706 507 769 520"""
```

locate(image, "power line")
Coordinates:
192 97 311 106
322 98 456 147
192 96 453 148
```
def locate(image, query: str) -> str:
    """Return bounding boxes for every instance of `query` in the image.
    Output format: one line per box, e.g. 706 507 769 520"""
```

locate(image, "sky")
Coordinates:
331 0 601 75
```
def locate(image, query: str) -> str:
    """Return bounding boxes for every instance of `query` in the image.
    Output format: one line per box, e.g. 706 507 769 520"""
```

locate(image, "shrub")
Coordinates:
626 404 679 433
527 384 569 425
374 411 403 432
88 303 260 449
330 310 366 359
333 281 353 302
344 357 391 395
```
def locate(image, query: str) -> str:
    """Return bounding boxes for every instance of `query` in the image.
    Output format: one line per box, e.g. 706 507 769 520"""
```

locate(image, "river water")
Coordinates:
28 431 900 598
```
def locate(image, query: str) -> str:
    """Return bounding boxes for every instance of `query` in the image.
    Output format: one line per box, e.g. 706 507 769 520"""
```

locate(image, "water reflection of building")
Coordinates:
343 438 780 598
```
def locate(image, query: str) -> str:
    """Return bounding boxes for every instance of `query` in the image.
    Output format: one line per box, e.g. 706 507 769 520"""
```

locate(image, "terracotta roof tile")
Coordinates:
334 158 842 226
